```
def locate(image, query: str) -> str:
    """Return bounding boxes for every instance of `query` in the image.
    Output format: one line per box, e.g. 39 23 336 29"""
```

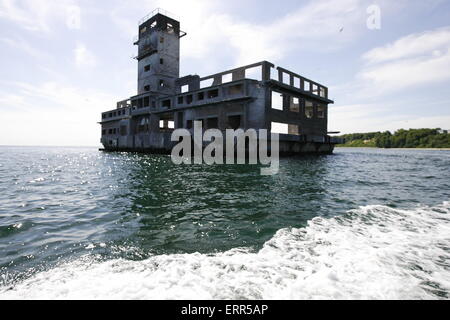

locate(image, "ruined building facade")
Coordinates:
100 11 341 154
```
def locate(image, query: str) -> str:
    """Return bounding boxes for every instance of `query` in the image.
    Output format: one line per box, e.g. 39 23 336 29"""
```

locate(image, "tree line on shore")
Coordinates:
337 128 450 148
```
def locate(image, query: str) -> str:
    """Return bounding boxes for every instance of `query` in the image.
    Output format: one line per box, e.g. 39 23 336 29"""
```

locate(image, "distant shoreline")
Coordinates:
336 146 450 151
336 129 449 149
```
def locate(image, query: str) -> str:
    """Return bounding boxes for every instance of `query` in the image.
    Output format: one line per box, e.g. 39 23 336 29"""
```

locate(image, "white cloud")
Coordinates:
112 0 369 71
74 42 97 68
199 0 366 65
0 36 49 59
329 104 450 134
66 5 81 30
0 0 82 32
331 26 450 133
0 81 116 146
0 92 26 109
363 27 450 64
360 51 450 94
356 27 450 96
329 103 385 133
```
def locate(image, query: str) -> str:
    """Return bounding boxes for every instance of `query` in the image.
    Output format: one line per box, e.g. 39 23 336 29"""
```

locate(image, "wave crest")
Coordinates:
1 203 449 300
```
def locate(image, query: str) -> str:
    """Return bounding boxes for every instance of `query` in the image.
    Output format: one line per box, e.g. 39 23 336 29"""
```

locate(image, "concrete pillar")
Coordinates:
261 62 272 81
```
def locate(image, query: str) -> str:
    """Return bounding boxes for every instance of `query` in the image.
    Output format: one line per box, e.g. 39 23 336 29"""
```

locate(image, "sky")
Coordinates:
0 0 449 146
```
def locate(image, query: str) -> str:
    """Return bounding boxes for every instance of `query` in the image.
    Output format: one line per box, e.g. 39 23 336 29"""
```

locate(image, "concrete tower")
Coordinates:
135 12 184 96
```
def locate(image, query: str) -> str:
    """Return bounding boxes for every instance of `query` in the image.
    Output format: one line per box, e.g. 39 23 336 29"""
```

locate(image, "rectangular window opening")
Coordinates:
228 84 243 96
200 78 214 89
207 89 219 99
159 117 175 130
312 84 319 95
222 73 232 84
206 117 219 129
304 81 311 92
271 122 289 135
227 115 242 130
245 66 262 81
305 101 314 119
317 104 326 119
271 91 283 110
167 23 174 34
288 124 299 135
282 73 290 85
320 87 326 98
270 67 278 81
290 97 300 112
198 92 205 101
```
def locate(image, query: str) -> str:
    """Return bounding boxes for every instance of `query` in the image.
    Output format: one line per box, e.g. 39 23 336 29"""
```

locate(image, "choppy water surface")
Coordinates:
0 146 449 299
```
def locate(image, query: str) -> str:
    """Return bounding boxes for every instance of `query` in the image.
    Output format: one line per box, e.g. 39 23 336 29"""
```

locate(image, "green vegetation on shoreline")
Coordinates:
337 128 450 148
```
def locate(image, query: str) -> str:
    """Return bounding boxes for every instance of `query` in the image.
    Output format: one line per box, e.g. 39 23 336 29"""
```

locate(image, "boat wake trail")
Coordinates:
1 202 449 300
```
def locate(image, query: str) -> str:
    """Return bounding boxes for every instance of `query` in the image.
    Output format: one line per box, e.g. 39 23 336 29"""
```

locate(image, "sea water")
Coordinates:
0 146 449 299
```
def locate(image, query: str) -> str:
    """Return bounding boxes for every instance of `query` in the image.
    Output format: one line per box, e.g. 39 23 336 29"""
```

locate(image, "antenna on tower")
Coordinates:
138 8 179 25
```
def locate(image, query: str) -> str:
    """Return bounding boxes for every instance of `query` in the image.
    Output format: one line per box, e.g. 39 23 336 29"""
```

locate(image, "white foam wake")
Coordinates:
1 203 449 300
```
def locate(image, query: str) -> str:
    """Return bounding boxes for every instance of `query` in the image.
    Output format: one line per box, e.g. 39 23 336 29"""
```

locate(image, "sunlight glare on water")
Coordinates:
0 147 449 299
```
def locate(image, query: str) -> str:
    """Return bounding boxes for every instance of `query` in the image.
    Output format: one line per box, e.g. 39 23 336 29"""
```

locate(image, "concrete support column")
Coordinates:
232 69 245 81
261 62 272 81
212 75 222 86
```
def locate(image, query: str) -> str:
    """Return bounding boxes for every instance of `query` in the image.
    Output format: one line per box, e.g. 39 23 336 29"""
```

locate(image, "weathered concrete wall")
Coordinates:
266 83 329 136
100 79 333 153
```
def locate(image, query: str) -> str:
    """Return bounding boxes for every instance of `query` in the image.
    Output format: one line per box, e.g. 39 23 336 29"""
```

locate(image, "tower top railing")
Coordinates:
138 8 179 25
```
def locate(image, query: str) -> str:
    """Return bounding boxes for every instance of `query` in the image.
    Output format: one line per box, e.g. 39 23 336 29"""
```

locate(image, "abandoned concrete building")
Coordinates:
100 10 341 155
